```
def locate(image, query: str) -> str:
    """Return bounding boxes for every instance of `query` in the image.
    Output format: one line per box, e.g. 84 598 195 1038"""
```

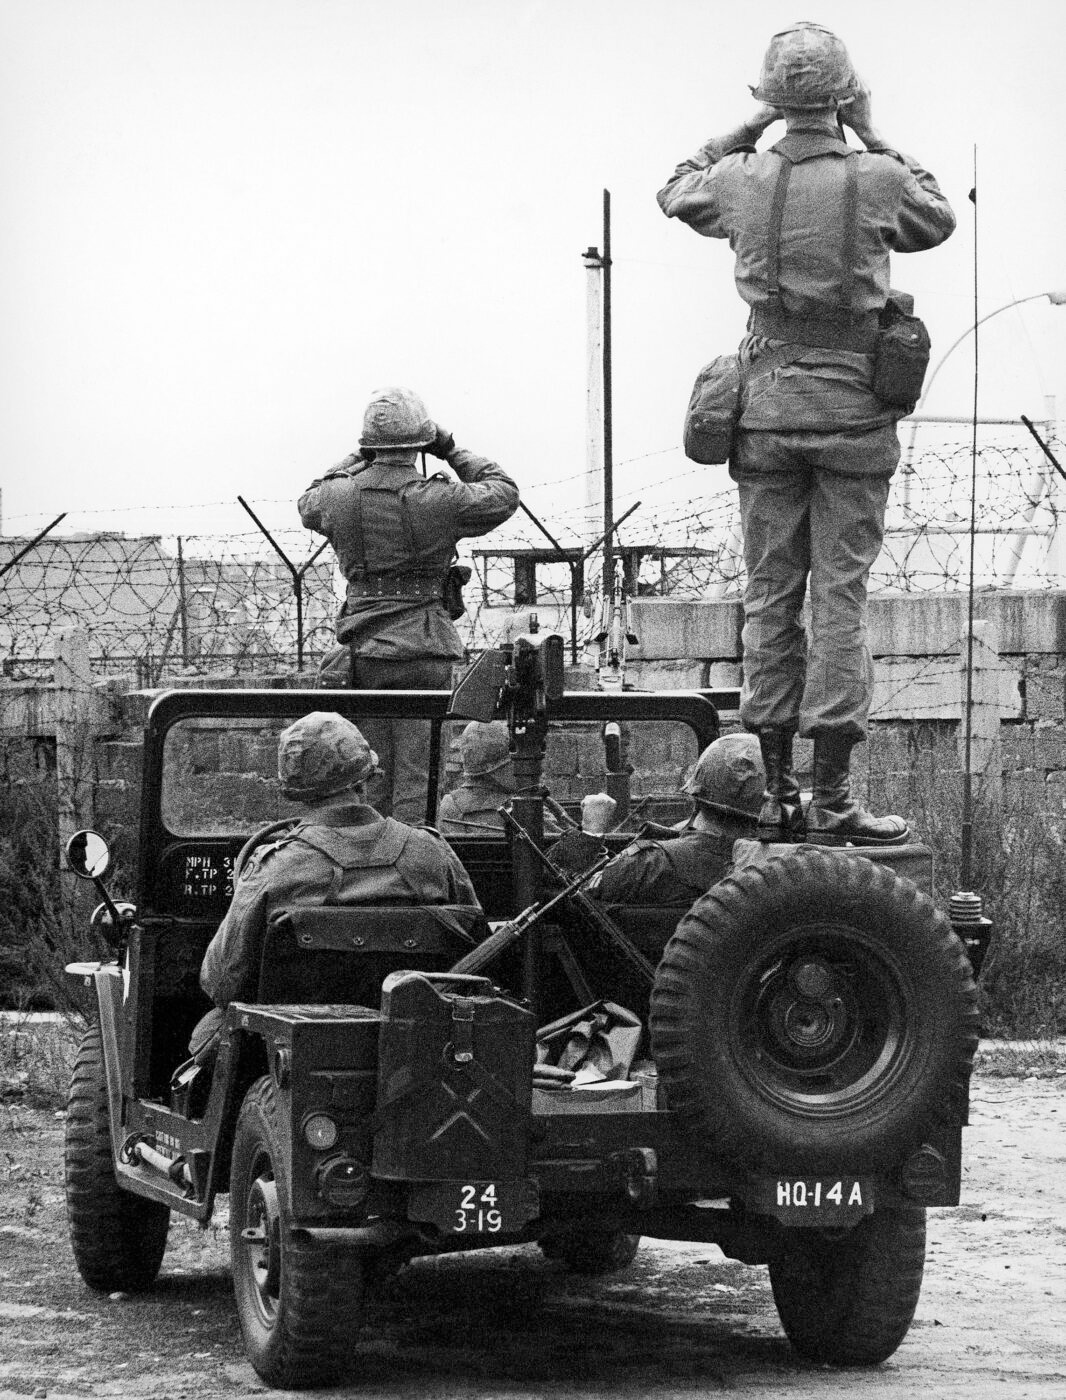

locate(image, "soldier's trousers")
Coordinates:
348 654 455 823
729 424 899 743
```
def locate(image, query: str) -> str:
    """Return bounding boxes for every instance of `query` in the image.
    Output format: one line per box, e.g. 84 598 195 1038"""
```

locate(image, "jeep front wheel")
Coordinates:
65 1022 170 1292
230 1076 366 1389
769 1207 927 1364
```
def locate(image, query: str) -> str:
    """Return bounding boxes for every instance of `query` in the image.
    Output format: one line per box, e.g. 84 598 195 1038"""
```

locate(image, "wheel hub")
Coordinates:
243 1171 282 1322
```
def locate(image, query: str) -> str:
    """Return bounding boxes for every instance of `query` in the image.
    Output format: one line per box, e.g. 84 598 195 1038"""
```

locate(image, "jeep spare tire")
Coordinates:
650 849 979 1172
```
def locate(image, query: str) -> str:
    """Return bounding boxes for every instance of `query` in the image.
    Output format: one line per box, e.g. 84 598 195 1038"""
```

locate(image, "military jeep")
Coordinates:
63 645 985 1389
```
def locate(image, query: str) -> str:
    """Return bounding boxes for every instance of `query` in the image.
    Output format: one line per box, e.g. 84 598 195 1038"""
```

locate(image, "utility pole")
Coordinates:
601 189 614 597
582 190 615 595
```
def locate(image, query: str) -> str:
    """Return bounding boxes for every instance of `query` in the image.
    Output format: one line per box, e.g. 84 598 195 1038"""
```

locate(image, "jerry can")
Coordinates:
371 971 535 1182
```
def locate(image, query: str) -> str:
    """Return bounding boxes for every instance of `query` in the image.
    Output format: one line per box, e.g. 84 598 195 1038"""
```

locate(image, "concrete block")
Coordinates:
626 659 708 690
870 657 1022 721
869 590 1066 658
1023 666 1066 723
707 661 743 690
628 599 742 661
1034 723 1066 771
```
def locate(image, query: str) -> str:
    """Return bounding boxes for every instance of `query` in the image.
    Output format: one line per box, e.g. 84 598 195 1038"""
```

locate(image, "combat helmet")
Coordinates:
278 712 378 801
750 22 859 111
359 386 435 450
458 720 512 778
683 733 765 823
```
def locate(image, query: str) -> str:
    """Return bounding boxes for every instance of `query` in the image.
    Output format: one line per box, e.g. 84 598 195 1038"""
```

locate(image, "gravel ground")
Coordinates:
0 1055 1064 1400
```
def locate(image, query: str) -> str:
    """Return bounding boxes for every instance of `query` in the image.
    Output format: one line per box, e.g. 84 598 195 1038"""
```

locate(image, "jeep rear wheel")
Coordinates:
230 1076 366 1389
650 849 979 1172
539 1228 640 1274
769 1207 926 1364
65 1022 170 1292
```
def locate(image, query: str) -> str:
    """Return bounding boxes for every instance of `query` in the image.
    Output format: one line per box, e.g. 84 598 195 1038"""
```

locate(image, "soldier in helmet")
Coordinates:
438 720 565 838
586 733 765 906
657 22 955 845
198 712 480 1013
298 388 519 823
438 721 515 836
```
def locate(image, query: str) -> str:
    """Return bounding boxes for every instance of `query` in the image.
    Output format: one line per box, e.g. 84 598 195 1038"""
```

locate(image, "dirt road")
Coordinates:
1 1070 1064 1400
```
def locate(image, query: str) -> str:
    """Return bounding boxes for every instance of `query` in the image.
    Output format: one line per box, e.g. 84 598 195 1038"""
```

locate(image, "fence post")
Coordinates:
55 627 96 918
959 619 1002 817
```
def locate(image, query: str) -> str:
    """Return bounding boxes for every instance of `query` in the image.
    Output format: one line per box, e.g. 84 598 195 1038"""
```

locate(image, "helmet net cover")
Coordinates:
458 720 513 778
683 733 766 823
278 712 379 801
358 386 435 450
750 22 858 111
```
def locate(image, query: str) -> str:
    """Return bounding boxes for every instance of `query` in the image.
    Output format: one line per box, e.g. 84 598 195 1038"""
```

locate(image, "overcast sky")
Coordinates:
2 0 1065 546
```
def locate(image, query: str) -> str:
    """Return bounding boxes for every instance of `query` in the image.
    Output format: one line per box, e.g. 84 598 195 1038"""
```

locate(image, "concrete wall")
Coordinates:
5 590 1066 868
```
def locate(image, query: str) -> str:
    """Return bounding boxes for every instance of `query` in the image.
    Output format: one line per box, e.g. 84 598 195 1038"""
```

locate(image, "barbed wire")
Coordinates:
1 431 1062 684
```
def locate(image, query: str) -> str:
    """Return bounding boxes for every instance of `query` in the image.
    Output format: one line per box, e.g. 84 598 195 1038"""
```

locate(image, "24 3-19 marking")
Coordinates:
454 1183 503 1233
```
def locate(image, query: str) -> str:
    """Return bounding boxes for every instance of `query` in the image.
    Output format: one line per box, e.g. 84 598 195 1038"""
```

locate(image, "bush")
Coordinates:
901 773 1066 1038
0 784 98 1013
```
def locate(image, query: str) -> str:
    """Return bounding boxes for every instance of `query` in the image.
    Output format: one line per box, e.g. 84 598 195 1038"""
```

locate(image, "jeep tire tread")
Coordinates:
230 1075 367 1389
650 849 979 1172
65 1021 170 1292
769 1207 927 1365
539 1229 641 1274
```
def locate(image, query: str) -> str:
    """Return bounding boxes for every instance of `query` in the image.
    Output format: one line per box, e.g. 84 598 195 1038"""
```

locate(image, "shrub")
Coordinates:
0 784 98 1014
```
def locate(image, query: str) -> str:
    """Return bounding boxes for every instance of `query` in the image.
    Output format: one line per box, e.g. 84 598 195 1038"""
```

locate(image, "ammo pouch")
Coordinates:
683 354 743 465
443 563 472 621
683 343 806 465
872 292 931 412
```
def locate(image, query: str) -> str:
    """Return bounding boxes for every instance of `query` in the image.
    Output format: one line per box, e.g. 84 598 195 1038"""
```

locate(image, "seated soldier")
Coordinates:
438 720 564 837
586 733 765 906
198 711 480 1022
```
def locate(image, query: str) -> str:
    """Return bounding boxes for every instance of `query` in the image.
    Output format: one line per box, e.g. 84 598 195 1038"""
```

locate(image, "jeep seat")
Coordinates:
256 903 488 1006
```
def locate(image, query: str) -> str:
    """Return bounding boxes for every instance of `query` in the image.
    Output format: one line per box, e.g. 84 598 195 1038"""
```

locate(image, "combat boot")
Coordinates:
806 733 910 846
755 727 806 842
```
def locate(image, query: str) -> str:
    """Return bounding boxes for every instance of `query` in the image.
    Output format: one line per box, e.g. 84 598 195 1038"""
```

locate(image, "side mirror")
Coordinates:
66 830 111 881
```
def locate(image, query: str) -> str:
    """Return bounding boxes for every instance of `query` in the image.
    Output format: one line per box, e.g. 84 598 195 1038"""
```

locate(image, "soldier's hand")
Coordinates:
427 423 456 460
751 102 782 132
840 79 874 139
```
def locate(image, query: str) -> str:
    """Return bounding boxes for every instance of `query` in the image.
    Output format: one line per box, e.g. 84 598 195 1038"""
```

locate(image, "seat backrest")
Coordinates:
257 904 488 1006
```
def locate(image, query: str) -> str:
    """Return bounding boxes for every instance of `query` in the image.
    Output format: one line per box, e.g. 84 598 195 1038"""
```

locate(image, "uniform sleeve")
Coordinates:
298 480 328 533
436 451 520 538
880 150 956 252
298 456 365 533
199 865 272 1008
199 845 337 1007
591 845 658 904
444 846 482 908
656 142 748 239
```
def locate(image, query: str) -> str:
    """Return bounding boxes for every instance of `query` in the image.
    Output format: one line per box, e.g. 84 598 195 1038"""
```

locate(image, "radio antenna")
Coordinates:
951 146 988 947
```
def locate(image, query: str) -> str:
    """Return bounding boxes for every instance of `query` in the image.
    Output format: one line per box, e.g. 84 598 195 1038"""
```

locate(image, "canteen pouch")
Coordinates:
873 292 931 412
683 354 743 465
443 562 472 621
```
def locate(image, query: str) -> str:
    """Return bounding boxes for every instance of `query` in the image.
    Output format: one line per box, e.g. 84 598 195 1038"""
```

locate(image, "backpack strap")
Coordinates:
753 141 878 353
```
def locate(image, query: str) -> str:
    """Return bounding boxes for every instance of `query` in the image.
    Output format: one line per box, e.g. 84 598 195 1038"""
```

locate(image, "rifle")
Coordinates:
501 809 657 985
449 853 611 977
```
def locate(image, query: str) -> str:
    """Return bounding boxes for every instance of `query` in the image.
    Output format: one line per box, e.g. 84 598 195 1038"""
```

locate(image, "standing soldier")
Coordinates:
299 388 519 822
657 22 955 844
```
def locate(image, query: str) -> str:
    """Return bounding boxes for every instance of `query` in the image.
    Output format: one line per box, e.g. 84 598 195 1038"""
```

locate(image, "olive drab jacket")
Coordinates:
589 826 738 907
200 804 480 1007
657 117 956 433
298 450 519 660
